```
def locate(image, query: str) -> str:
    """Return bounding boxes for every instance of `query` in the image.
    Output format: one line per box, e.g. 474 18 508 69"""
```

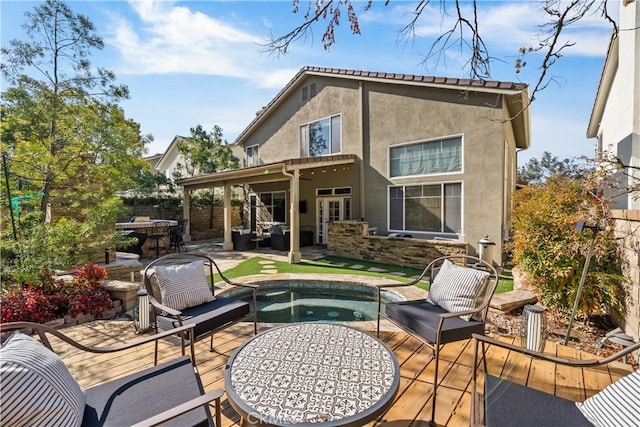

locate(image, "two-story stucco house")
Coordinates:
177 67 530 264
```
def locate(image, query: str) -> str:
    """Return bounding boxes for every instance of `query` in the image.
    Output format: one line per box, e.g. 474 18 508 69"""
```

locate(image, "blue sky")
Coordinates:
1 0 618 164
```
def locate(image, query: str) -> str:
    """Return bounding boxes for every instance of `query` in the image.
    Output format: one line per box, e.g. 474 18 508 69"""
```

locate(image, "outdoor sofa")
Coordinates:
270 227 314 251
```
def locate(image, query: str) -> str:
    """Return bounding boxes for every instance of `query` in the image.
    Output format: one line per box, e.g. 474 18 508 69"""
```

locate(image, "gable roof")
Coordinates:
234 66 530 147
154 135 187 172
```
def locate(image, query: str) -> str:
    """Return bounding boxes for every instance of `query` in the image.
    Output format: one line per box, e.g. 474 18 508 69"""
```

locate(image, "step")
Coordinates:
490 289 538 312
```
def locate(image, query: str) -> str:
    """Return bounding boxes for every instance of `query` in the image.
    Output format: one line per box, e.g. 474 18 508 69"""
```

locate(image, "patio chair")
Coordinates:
170 219 188 253
471 333 640 427
0 321 224 427
148 222 170 258
376 254 499 425
143 253 258 363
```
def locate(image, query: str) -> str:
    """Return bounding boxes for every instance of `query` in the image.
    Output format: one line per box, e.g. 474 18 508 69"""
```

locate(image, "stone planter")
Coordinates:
44 318 65 329
65 313 95 326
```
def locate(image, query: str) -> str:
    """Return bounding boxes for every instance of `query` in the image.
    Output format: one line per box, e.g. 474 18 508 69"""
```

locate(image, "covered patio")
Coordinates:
176 155 357 264
50 319 634 426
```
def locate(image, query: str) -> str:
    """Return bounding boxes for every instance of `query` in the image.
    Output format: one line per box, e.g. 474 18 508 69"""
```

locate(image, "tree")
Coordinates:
1 0 143 214
268 0 635 108
510 175 623 317
518 151 590 184
175 125 240 229
174 125 239 178
1 0 147 276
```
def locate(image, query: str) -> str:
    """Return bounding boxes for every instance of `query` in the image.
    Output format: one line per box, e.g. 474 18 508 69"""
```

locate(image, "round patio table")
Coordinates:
225 322 400 426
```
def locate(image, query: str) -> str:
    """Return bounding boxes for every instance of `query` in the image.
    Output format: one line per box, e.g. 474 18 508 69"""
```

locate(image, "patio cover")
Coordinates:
175 154 357 263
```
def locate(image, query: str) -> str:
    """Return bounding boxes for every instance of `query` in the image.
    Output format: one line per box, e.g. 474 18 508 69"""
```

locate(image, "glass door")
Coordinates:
317 197 343 245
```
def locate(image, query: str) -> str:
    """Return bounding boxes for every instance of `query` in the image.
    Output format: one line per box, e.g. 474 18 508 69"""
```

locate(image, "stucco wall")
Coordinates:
243 73 519 264
610 209 640 341
326 220 468 269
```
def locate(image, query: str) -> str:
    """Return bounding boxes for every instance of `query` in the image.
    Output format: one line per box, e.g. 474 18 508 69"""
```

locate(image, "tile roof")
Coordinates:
299 66 527 90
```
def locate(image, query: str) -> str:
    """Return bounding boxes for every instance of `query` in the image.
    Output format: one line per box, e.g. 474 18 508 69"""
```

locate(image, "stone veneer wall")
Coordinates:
326 221 468 269
610 209 640 341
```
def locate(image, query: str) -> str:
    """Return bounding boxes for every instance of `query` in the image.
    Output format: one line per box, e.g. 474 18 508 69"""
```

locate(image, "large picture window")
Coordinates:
300 115 341 157
389 136 462 177
259 191 286 223
389 182 462 234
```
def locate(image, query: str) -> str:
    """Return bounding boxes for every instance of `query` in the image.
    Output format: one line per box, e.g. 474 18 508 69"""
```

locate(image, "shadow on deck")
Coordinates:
52 320 634 427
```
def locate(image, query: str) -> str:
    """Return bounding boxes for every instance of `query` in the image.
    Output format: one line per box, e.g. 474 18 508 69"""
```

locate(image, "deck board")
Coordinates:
47 320 635 427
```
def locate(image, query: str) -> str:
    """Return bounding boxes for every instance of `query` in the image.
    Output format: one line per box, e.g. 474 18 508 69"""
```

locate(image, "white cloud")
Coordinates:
365 1 613 58
105 0 287 88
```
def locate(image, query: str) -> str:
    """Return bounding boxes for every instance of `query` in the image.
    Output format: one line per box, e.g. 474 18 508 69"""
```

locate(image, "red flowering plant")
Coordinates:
1 287 58 324
66 264 113 319
0 264 113 324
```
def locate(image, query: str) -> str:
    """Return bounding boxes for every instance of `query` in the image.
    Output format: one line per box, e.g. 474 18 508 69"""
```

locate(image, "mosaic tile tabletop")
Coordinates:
225 322 399 426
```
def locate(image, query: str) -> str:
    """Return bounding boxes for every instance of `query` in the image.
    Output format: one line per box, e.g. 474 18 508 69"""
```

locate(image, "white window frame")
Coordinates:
246 144 259 167
387 181 463 236
258 191 287 224
300 114 342 158
388 134 464 178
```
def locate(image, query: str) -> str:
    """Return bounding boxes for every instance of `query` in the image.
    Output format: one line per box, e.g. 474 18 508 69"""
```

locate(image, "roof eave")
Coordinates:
587 33 618 139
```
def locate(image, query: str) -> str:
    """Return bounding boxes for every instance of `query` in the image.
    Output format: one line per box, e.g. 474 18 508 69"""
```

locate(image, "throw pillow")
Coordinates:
0 332 86 427
155 259 215 311
576 369 640 427
426 258 490 321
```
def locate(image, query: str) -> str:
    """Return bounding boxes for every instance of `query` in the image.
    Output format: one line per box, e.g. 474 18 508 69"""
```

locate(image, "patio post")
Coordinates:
287 168 301 263
183 187 191 242
222 182 233 250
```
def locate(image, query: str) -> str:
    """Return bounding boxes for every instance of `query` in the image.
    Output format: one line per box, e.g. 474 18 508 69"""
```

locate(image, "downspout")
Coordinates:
359 81 366 219
281 165 302 263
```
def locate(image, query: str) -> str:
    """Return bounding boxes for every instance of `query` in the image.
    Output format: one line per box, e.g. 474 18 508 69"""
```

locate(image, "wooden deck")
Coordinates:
52 320 634 427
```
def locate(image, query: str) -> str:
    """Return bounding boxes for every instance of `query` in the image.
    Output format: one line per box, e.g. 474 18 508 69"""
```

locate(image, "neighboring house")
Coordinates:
177 66 530 263
151 136 187 180
144 153 163 170
587 1 640 342
587 0 639 210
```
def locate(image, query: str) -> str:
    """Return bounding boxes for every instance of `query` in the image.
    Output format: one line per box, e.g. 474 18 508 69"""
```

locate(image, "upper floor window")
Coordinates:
300 115 341 158
246 144 259 167
389 136 462 178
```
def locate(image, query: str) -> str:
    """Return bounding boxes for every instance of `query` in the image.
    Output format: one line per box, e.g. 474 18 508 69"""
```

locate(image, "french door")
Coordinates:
317 197 344 245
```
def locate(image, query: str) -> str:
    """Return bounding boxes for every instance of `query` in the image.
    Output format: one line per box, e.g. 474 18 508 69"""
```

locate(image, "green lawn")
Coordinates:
217 255 513 294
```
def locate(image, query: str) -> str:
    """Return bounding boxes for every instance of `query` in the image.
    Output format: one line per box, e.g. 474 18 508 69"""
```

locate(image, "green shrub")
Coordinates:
510 176 623 317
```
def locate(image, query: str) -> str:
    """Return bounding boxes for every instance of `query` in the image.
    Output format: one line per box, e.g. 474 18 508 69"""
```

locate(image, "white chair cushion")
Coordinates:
426 258 489 320
576 369 640 427
0 332 86 427
155 260 215 311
